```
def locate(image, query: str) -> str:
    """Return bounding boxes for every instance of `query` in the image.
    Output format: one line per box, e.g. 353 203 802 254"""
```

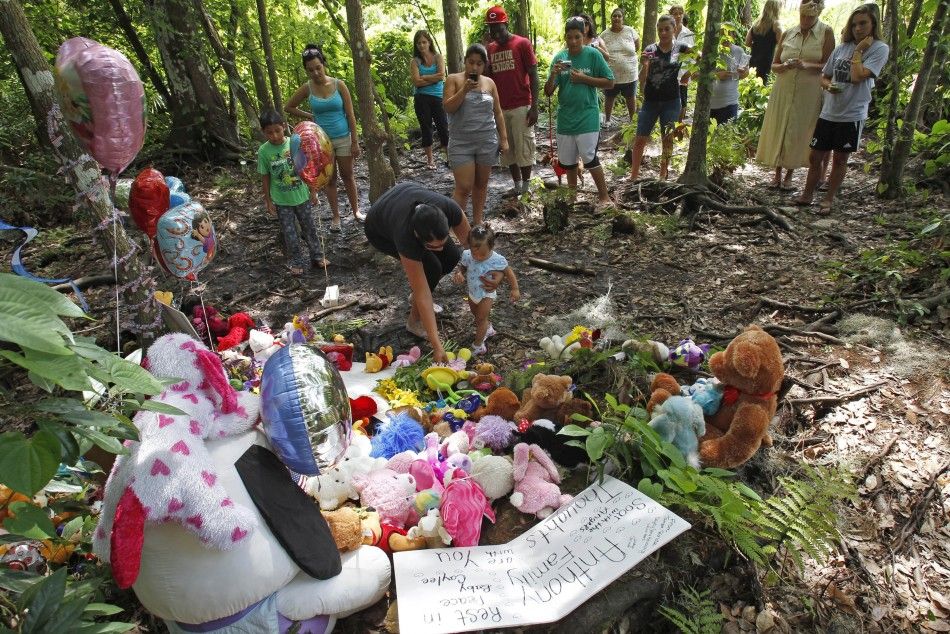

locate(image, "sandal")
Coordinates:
311 258 330 269
354 211 366 222
330 219 342 233
287 265 305 277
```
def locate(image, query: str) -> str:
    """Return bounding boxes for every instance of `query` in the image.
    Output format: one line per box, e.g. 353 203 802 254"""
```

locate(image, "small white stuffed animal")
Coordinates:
303 435 386 510
471 454 514 501
539 335 581 360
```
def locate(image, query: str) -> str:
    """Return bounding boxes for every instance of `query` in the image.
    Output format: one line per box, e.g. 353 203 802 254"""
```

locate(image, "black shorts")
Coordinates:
604 81 637 99
679 84 688 109
810 118 864 153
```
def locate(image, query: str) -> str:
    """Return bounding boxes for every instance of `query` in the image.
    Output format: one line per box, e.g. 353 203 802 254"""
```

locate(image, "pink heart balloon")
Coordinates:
55 37 146 175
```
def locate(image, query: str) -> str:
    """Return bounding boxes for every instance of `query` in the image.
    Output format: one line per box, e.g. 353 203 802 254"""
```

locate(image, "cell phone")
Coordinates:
561 59 572 68
468 72 478 82
642 50 655 60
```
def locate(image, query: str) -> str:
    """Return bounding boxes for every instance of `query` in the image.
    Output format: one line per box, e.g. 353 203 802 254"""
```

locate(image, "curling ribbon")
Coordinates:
0 219 89 312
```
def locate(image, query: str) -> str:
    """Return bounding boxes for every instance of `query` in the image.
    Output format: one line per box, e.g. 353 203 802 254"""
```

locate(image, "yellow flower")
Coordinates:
564 325 592 346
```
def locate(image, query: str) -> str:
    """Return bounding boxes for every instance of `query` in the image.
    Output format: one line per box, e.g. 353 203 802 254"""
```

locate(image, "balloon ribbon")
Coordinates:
0 219 89 312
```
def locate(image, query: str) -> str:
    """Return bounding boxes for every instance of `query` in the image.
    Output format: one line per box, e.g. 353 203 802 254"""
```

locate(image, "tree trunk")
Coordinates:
343 0 395 202
679 0 725 187
256 0 282 111
0 0 158 343
147 0 243 160
918 19 950 126
907 0 925 39
514 0 530 37
878 0 901 181
442 0 464 74
107 0 171 105
643 0 658 46
877 0 949 198
240 15 272 112
192 0 264 141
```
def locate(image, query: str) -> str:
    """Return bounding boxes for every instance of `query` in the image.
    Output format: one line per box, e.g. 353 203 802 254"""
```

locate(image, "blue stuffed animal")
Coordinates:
681 377 724 417
649 395 706 468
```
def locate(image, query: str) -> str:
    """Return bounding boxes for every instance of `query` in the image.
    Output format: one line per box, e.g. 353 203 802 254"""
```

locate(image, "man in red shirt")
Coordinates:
485 6 539 196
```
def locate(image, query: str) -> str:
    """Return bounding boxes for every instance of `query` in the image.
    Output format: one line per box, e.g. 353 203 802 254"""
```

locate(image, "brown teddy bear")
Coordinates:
472 386 521 421
471 362 501 391
648 325 783 469
321 507 364 553
514 373 592 426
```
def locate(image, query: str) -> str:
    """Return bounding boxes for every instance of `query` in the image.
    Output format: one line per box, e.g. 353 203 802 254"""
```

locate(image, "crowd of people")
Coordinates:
254 2 889 359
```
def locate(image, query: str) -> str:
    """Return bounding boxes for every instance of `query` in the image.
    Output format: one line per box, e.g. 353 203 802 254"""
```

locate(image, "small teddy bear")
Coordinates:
471 362 501 391
352 469 418 529
514 374 591 426
303 435 387 510
321 507 364 552
471 387 520 422
509 443 573 518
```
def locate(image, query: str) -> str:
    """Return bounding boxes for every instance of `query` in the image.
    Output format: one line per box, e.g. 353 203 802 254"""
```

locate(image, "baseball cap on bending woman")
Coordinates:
485 6 508 23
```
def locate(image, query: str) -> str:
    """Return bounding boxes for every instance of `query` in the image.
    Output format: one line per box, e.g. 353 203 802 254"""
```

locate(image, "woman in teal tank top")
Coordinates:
410 30 449 170
286 45 363 230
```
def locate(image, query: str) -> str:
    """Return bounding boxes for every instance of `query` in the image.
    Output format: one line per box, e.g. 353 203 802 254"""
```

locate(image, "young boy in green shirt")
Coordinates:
257 110 325 276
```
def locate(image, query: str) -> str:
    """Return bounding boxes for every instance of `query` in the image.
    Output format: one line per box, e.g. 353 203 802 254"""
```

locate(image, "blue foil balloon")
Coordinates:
169 191 191 208
260 344 351 475
153 200 215 281
165 176 185 193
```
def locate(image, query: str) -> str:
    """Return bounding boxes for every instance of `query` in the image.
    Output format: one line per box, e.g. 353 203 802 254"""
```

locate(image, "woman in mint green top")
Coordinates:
286 45 363 230
411 30 449 170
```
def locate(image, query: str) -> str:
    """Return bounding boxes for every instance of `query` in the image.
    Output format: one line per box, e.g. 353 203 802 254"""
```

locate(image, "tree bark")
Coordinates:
343 0 395 202
918 19 950 126
239 12 273 112
907 0 926 39
0 0 158 343
514 0 530 37
256 0 282 111
192 0 264 141
643 0 659 47
107 0 172 105
877 0 949 198
877 0 901 181
441 0 464 74
147 0 244 159
679 0 725 187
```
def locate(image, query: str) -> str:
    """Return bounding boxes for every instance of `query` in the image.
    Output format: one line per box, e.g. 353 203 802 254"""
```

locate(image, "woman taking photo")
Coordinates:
795 4 889 212
755 0 834 190
443 44 508 226
410 31 449 171
600 7 641 129
746 0 783 84
285 45 364 230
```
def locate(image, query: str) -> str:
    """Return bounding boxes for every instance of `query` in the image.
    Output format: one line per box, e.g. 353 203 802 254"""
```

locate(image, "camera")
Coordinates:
561 59 572 68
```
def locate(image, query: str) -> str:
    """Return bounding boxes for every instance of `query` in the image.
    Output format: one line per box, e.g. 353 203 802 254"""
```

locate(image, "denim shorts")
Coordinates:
636 98 681 137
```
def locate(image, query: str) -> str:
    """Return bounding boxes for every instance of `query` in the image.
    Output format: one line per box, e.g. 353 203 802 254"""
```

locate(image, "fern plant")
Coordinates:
658 587 724 634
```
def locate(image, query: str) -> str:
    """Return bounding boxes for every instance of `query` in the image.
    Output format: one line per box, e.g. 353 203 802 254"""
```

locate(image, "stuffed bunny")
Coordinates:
509 443 573 518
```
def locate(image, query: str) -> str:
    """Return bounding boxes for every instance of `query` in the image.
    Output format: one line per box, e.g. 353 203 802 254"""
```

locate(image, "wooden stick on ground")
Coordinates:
786 381 887 407
860 435 899 480
892 460 950 553
310 299 358 321
527 257 596 276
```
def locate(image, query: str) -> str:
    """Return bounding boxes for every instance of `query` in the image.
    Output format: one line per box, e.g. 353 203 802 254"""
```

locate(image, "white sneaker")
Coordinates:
472 343 488 355
485 324 497 339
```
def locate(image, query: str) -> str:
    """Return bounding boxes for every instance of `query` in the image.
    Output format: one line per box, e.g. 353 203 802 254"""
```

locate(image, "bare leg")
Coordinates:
507 164 521 189
630 135 649 180
782 167 795 188
590 166 610 203
796 149 827 204
425 145 434 168
325 176 341 224
659 131 673 181
471 164 492 225
566 165 578 189
337 155 361 219
771 167 782 187
470 297 494 347
604 94 617 125
821 150 850 208
452 162 476 219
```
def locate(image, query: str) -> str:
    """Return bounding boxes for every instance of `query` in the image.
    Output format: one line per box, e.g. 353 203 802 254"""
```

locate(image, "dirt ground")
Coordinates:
10 119 949 632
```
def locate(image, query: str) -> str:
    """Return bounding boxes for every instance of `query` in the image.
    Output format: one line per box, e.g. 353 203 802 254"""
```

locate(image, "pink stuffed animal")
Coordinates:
352 469 418 529
391 346 422 369
509 443 573 519
440 471 494 546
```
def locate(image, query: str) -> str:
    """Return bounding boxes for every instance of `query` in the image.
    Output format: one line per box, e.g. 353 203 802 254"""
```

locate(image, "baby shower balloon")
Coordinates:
290 121 335 191
153 201 216 281
259 344 351 475
129 168 169 238
55 37 146 174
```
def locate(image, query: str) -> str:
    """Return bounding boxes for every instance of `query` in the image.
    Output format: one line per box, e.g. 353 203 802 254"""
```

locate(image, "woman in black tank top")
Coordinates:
746 0 782 84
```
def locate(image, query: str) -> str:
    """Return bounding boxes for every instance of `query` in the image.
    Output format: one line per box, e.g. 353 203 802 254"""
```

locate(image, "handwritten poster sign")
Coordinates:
394 475 690 633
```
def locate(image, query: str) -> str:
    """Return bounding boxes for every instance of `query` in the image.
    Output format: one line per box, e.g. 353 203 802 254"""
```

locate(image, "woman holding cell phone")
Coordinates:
755 0 834 190
444 43 509 226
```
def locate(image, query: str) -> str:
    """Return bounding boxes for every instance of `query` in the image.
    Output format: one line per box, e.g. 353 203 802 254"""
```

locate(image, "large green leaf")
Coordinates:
0 274 86 319
0 349 91 391
0 568 42 594
71 428 128 455
72 623 136 634
3 502 55 539
100 354 162 395
36 399 121 428
19 567 66 632
82 603 124 617
134 400 187 416
0 431 61 495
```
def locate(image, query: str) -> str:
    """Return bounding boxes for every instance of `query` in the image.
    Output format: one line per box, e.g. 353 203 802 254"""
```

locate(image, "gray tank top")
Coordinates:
448 90 497 142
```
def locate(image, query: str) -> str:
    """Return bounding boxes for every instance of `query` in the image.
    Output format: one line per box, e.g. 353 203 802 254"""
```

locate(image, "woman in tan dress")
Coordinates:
755 0 834 189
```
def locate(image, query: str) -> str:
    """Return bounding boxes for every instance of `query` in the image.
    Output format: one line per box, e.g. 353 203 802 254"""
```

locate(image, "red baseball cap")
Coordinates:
485 6 508 23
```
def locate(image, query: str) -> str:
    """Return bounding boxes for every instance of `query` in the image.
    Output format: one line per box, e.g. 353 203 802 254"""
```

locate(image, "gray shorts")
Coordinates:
448 136 499 168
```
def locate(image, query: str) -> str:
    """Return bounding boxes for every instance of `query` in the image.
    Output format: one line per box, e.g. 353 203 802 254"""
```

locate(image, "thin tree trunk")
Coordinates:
680 0 725 186
442 0 464 73
107 0 171 104
877 0 949 198
411 0 443 54
643 0 658 46
192 0 264 141
256 0 282 110
918 19 950 126
878 0 901 181
343 0 395 202
0 0 158 342
600 0 607 37
514 0 529 37
907 0 925 39
240 17 272 112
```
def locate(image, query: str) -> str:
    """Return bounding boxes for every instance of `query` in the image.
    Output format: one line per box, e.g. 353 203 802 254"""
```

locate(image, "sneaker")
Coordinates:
406 320 427 338
485 324 497 339
472 343 488 355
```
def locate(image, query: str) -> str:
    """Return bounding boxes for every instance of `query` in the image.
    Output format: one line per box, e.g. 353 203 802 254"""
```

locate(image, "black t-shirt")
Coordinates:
364 182 463 261
643 42 690 102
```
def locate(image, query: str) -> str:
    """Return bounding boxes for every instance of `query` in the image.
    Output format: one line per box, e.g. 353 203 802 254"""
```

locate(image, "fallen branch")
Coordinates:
892 460 950 553
527 257 596 276
764 324 845 345
695 196 795 232
786 381 887 407
759 297 835 314
310 299 358 321
860 435 899 481
53 273 113 292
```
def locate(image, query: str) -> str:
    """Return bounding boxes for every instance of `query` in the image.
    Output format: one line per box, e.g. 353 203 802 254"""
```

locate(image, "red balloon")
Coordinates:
129 168 169 238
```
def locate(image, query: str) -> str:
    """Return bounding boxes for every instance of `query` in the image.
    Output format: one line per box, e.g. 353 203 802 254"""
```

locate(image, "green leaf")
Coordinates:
735 482 763 501
36 399 120 427
0 567 42 594
71 428 128 455
702 467 736 478
0 349 91 391
72 623 137 634
0 274 86 319
133 400 187 416
61 515 84 541
101 355 162 395
668 470 699 494
35 422 81 466
0 431 61 495
557 424 591 437
82 603 124 617
585 429 610 461
637 478 664 500
45 596 92 632
19 567 66 632
3 502 55 539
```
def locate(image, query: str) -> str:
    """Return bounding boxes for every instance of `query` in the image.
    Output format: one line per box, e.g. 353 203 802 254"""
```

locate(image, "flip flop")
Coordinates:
817 200 833 215
791 199 812 207
330 219 342 233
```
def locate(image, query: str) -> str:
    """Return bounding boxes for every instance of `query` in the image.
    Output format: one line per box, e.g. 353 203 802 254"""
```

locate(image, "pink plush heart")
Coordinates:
186 514 203 529
221 498 234 507
201 471 216 487
150 459 171 476
171 381 191 392
167 498 184 513
170 440 190 455
231 526 248 542
182 393 199 404
158 415 175 428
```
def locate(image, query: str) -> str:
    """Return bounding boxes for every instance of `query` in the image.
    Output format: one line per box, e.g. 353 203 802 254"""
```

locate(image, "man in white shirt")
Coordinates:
668 5 694 122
